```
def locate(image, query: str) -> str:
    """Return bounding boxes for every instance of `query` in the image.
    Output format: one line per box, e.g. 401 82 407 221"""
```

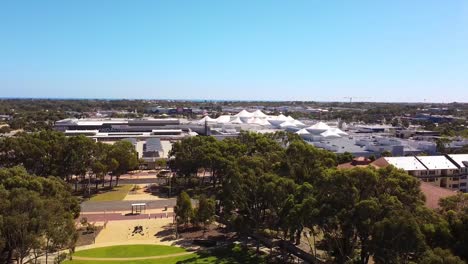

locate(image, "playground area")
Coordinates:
77 182 178 249
93 218 175 245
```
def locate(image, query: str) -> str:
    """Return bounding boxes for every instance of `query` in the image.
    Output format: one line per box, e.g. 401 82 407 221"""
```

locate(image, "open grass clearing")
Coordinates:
64 244 265 264
88 185 133 202
74 245 186 258
63 254 196 264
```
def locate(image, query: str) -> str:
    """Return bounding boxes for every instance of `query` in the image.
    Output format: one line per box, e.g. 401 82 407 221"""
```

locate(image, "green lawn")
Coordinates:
63 244 265 264
88 185 133 202
64 254 196 264
74 245 186 258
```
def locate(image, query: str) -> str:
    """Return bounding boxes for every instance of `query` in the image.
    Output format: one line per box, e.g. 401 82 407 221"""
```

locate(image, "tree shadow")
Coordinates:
176 244 266 264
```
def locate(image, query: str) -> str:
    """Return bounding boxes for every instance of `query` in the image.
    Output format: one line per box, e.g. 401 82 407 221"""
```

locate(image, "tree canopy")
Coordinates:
168 131 468 263
0 166 79 263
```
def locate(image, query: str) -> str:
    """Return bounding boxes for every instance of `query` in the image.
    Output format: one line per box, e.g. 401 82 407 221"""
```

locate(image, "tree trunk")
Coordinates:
212 171 217 189
109 175 113 188
7 249 12 264
45 238 49 264
115 175 120 186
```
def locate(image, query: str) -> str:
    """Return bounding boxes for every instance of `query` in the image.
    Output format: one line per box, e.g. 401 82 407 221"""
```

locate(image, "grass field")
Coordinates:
74 245 186 258
64 254 198 264
89 185 133 202
63 244 265 264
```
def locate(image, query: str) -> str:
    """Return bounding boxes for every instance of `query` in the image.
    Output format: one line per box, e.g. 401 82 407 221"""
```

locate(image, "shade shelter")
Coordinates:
131 203 147 214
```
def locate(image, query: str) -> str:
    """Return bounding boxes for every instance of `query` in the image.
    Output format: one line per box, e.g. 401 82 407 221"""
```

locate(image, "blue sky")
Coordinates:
1 1 467 102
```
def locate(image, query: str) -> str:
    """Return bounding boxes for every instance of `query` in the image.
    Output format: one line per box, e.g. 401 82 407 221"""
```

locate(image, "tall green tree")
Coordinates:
195 195 216 235
108 140 138 186
175 191 193 228
0 166 79 263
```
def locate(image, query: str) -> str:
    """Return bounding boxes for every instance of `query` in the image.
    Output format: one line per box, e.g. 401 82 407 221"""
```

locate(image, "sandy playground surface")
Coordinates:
94 218 175 246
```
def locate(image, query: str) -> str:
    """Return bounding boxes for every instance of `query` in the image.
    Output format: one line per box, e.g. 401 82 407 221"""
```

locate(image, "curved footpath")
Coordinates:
72 251 194 261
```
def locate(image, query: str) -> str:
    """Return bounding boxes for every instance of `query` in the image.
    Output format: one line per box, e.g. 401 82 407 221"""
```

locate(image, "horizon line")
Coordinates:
0 97 466 104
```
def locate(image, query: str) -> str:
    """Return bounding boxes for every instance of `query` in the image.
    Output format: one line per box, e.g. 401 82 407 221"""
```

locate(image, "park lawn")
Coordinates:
64 244 265 264
63 254 197 264
74 245 186 258
89 185 133 202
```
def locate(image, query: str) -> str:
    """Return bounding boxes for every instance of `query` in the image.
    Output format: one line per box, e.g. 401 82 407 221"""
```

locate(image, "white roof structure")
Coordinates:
256 118 271 126
417 156 458 170
229 116 243 124
286 116 295 121
448 154 468 168
292 120 306 127
384 157 427 171
279 121 297 128
276 114 288 121
330 127 348 136
306 122 331 133
251 117 267 125
216 115 232 123
320 130 341 138
268 114 288 126
234 110 254 118
252 110 267 118
198 116 216 124
296 128 310 135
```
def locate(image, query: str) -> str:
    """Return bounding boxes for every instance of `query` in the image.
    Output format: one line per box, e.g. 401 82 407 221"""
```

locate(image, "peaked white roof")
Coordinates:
276 114 288 121
245 117 257 124
320 130 341 138
234 110 254 118
216 115 231 123
198 116 215 124
252 110 267 118
309 122 331 130
279 121 297 128
257 118 272 126
292 120 306 127
296 128 310 135
330 127 348 136
286 115 295 121
306 122 331 133
251 117 266 125
229 116 243 124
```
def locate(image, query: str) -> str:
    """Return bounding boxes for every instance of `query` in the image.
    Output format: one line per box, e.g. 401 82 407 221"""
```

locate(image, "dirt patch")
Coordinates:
76 226 103 247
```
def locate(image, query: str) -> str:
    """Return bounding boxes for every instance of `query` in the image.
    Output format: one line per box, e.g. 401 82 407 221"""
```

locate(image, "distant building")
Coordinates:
371 155 467 193
337 157 374 169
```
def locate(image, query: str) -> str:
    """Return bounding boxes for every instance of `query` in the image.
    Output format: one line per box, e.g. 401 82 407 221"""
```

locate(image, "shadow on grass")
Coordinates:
86 185 132 201
176 244 266 264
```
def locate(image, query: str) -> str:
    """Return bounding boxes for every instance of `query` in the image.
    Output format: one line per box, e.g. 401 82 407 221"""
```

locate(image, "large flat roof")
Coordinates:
417 156 458 170
384 157 427 171
447 154 468 168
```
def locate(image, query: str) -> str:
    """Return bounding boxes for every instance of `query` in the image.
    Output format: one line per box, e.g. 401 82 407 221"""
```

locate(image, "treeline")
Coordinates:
0 131 138 193
169 132 468 263
0 130 139 263
0 166 80 263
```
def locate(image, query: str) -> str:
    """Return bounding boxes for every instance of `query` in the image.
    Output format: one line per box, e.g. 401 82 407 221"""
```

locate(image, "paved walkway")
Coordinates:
72 251 194 261
81 199 176 212
78 212 174 222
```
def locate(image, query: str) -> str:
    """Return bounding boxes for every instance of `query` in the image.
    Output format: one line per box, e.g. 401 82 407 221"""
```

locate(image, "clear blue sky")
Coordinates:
1 1 467 102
